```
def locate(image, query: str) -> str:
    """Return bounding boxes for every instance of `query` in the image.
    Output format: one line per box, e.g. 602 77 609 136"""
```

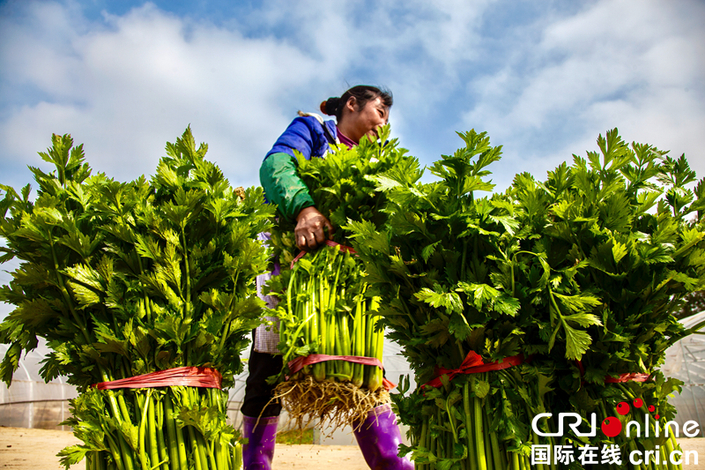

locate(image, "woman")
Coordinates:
242 85 413 470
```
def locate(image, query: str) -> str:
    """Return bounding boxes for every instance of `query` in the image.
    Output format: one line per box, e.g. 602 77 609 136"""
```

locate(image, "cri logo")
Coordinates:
601 398 658 437
532 398 660 438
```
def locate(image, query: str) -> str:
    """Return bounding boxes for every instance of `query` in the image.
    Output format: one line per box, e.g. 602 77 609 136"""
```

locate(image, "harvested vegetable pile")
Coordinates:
0 128 273 469
348 130 549 469
266 126 418 429
348 129 705 469
272 245 387 431
506 130 705 469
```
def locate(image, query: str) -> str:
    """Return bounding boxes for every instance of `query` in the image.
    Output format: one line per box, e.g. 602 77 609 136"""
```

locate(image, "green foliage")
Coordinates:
0 127 272 387
675 290 705 319
502 130 704 463
275 426 314 445
269 125 421 266
348 130 547 468
348 129 526 379
348 128 705 469
508 128 704 379
0 128 272 469
267 126 419 365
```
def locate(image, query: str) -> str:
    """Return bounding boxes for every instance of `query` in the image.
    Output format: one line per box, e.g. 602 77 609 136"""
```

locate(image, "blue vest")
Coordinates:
265 115 337 161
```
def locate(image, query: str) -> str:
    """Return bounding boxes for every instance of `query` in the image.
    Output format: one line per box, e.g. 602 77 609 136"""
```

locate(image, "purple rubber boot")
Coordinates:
353 404 414 470
243 415 278 470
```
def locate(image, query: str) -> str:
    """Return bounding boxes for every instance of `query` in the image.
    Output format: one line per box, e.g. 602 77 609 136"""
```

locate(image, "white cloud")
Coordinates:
0 0 505 192
0 1 333 189
461 0 705 188
0 0 507 194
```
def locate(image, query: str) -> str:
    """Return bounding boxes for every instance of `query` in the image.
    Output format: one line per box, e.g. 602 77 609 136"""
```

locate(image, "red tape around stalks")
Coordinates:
290 240 357 269
287 354 383 375
604 373 651 383
424 351 525 388
93 366 222 390
574 361 651 384
286 354 395 391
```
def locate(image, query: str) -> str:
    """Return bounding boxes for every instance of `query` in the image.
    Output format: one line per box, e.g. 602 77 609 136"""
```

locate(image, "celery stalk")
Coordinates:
474 394 487 470
187 426 204 470
352 295 365 387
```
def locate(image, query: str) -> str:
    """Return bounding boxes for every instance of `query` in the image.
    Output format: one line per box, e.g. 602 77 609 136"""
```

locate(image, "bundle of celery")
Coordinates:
348 129 705 469
273 244 386 430
266 127 417 428
348 130 556 469
504 129 705 469
281 246 383 389
0 128 273 469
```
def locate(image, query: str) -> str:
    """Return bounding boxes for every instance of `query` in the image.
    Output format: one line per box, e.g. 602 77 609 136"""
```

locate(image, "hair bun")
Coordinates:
320 97 341 116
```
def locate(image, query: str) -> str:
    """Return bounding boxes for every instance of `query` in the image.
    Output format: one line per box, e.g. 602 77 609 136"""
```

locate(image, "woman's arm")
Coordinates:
260 116 334 250
259 152 314 221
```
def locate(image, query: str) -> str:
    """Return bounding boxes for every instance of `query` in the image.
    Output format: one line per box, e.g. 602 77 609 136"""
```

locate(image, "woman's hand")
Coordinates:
295 206 334 251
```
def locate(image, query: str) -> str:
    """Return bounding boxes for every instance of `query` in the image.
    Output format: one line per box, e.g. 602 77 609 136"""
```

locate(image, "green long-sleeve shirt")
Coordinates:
259 152 314 221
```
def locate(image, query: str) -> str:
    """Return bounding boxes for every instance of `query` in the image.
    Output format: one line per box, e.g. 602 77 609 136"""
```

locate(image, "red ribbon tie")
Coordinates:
94 366 222 390
424 352 524 388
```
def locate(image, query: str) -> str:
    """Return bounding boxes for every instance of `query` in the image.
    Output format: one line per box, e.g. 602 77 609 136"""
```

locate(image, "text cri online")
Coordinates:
532 413 700 466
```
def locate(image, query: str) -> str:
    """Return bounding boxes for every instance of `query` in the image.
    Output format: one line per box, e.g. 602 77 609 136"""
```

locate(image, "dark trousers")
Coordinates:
241 332 283 418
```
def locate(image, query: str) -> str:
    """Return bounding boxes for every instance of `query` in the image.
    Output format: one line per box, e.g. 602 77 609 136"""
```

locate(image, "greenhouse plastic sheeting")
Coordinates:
662 311 705 437
0 340 77 429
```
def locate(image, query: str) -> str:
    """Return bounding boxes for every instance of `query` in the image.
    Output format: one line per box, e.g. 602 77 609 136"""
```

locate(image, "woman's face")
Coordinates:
343 96 390 143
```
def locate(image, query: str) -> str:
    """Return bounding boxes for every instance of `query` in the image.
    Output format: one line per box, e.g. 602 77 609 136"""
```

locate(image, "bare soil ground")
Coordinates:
0 426 368 470
1 426 703 469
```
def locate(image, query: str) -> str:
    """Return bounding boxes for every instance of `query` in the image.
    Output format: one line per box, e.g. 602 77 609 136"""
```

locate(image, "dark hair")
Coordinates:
320 85 393 121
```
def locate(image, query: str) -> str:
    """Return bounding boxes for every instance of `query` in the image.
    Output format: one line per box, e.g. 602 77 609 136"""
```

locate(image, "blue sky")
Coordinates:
1 0 705 315
2 0 703 189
